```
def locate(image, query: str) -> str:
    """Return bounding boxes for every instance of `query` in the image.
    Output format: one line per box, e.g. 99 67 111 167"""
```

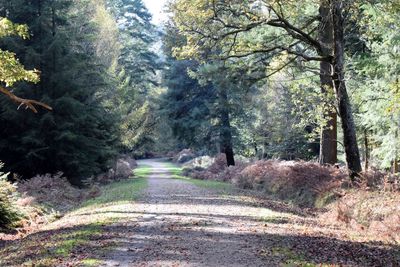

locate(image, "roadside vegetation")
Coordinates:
0 164 150 266
172 154 400 245
166 162 234 193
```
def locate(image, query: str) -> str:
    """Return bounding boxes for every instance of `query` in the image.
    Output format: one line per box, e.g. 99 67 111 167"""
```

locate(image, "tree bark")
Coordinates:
393 159 398 173
318 0 338 165
364 129 369 171
218 86 235 166
331 0 362 178
394 128 399 173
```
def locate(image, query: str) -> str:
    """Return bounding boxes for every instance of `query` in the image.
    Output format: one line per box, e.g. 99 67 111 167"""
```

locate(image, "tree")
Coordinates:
350 1 400 171
170 0 362 177
193 63 237 166
0 17 50 112
330 0 361 177
318 0 337 165
106 0 161 153
162 23 226 156
162 59 215 151
0 0 120 185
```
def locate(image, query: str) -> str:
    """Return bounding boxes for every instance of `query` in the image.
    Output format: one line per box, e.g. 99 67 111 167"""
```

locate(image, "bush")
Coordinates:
207 154 228 173
94 156 137 184
183 156 215 169
115 159 134 178
173 149 196 163
0 173 20 230
185 157 346 207
356 170 400 191
215 164 248 182
17 172 86 213
233 160 346 206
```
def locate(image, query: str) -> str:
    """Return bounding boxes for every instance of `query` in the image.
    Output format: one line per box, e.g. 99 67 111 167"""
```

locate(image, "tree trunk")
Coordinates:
218 86 235 166
319 0 337 165
394 128 399 173
393 159 398 174
364 129 369 171
331 0 362 179
51 5 56 98
37 0 44 95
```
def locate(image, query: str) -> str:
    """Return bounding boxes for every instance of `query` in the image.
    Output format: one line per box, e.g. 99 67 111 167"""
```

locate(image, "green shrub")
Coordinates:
0 170 21 230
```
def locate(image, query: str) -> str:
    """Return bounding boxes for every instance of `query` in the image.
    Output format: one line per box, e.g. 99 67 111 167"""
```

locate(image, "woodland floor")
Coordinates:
0 159 399 266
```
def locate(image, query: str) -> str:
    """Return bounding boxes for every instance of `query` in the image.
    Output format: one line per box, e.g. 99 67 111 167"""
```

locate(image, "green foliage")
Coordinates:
0 17 29 39
0 48 39 87
349 1 400 169
106 0 162 153
0 164 20 230
0 16 40 109
161 59 216 151
0 0 120 185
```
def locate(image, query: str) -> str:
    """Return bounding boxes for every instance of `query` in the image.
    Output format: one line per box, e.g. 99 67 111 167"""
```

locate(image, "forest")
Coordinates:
0 0 399 266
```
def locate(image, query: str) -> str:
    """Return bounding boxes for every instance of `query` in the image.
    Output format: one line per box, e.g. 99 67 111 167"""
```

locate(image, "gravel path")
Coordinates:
98 159 399 267
102 159 279 267
1 159 398 266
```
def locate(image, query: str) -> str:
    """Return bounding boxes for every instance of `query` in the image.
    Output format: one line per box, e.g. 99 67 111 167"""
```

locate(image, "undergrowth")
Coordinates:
0 163 151 266
181 155 400 244
0 173 21 230
165 162 234 192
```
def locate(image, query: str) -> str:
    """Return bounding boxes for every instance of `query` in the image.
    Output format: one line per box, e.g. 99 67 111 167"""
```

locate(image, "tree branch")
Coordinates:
0 87 52 113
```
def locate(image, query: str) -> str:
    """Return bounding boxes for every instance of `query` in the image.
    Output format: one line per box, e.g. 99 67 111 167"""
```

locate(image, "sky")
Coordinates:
143 0 168 25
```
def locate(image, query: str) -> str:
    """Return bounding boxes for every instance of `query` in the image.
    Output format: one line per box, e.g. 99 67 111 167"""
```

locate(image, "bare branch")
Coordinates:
0 87 52 113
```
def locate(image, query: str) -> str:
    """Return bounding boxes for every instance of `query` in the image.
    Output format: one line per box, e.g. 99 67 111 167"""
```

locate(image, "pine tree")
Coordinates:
0 0 119 185
106 0 161 152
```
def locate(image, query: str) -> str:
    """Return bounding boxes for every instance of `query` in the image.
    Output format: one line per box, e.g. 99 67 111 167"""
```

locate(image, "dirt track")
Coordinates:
101 159 399 267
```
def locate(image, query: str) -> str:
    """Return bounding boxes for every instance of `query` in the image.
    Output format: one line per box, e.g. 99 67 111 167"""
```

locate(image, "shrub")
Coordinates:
173 149 196 163
216 164 248 182
94 156 137 184
356 170 400 192
17 172 85 213
233 160 346 206
0 173 21 230
207 154 228 173
183 156 215 169
186 158 346 207
115 159 133 178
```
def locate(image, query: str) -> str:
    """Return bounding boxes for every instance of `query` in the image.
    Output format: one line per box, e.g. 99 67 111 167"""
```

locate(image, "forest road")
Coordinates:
101 158 278 267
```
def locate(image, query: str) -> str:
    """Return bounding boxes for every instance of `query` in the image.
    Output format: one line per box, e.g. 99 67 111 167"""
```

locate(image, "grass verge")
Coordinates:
0 164 152 266
164 162 234 192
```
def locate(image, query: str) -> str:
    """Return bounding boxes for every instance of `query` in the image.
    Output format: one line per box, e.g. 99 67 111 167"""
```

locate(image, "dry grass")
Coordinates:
322 190 400 244
185 158 346 207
